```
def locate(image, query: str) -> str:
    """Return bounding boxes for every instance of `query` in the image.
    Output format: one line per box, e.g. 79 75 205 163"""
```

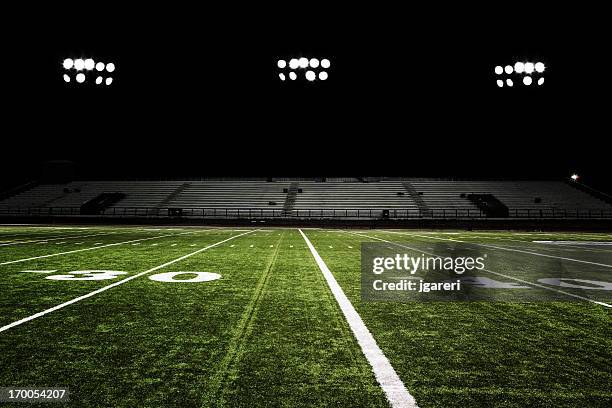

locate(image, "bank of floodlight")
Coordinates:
496 60 546 88
277 55 330 82
62 57 116 86
571 173 580 181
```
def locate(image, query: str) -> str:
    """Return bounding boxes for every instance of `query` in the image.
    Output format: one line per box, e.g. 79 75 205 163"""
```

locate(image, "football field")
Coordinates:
0 226 610 407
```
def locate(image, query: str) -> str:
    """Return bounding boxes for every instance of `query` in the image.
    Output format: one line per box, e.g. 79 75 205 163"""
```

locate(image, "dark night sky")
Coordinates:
1 4 609 190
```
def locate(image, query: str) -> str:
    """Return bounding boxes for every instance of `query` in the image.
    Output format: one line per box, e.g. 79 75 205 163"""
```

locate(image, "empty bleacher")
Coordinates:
1 178 610 219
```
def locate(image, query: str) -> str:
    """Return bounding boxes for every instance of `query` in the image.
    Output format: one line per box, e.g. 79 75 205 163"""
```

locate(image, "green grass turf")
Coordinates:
0 226 610 407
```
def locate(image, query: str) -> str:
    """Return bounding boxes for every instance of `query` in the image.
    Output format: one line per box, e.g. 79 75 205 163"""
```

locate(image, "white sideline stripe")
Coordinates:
0 233 189 266
0 230 256 334
298 229 418 408
382 230 612 270
0 232 115 247
534 240 612 246
350 232 612 308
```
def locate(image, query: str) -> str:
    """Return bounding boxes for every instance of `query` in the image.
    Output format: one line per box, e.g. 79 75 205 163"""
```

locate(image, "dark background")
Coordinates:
2 4 609 191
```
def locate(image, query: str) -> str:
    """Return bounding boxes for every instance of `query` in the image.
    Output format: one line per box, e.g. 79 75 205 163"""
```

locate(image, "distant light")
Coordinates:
106 63 115 73
63 74 71 83
279 73 286 81
76 73 86 83
537 77 544 86
277 59 286 69
506 78 513 87
535 62 545 73
494 66 503 75
105 77 113 85
504 65 513 74
84 59 95 70
95 62 105 71
309 58 319 68
95 76 103 85
319 71 328 80
496 79 504 88
74 59 85 71
305 70 316 81
298 57 308 69
571 174 579 181
523 76 532 86
289 59 299 69
63 58 74 69
321 59 330 69
514 62 525 74
524 62 534 74
289 72 297 80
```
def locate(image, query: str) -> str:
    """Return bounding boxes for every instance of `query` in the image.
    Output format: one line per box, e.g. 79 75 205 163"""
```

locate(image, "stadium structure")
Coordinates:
1 177 611 227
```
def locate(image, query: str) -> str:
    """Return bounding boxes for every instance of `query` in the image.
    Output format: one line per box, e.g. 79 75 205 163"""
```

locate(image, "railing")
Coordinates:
1 206 612 219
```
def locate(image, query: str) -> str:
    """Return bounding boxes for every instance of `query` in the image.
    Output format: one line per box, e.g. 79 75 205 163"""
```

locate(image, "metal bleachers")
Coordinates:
1 178 610 219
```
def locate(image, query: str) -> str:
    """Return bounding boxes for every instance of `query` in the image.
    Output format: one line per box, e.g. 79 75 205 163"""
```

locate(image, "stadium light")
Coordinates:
535 62 545 73
63 58 74 70
523 76 532 86
506 78 513 87
74 59 85 71
571 174 580 181
494 66 503 75
514 62 524 74
496 79 504 88
537 77 544 86
277 55 331 82
84 59 95 70
504 65 513 74
62 57 116 86
524 62 534 74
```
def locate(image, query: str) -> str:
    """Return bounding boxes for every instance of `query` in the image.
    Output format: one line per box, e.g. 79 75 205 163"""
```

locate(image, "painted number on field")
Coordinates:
46 270 128 281
149 272 222 283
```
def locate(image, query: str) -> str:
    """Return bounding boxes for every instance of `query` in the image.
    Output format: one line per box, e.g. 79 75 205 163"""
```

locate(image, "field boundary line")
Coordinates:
348 231 612 308
0 230 257 333
0 232 194 266
0 232 119 247
381 230 612 269
299 229 418 408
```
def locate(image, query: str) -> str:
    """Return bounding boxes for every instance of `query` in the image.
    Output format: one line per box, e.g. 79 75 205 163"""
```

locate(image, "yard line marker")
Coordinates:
299 229 418 408
382 230 612 270
132 243 141 246
351 231 612 308
171 243 177 247
0 233 190 266
190 244 196 247
0 230 257 333
21 270 57 274
250 244 254 248
230 244 235 248
152 243 159 246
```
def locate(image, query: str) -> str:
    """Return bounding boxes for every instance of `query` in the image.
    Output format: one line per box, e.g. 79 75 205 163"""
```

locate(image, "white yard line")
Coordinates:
0 230 256 333
0 233 190 266
349 231 611 308
381 230 612 270
299 229 418 408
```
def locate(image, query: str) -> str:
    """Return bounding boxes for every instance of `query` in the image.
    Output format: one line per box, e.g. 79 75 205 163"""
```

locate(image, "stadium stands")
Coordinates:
1 178 611 219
